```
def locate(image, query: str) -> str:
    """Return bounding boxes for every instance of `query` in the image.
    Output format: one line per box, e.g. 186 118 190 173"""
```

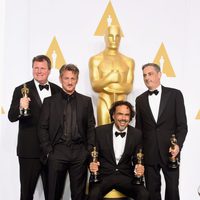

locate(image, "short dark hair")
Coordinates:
59 64 79 77
32 55 51 70
142 63 161 72
109 100 135 122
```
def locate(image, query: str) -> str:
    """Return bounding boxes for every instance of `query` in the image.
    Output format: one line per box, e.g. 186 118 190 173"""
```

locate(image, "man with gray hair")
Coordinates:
135 63 187 200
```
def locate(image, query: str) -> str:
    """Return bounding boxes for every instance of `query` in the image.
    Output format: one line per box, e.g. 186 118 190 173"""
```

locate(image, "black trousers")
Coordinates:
18 157 48 200
47 143 89 200
145 162 180 200
88 174 149 200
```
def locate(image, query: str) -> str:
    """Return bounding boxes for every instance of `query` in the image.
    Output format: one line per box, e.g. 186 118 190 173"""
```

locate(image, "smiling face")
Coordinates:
32 60 51 84
59 70 78 95
112 104 130 131
143 65 161 90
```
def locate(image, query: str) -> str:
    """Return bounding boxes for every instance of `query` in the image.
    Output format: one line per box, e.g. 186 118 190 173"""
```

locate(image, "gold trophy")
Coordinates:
89 146 100 183
19 83 31 117
168 134 179 169
132 148 144 185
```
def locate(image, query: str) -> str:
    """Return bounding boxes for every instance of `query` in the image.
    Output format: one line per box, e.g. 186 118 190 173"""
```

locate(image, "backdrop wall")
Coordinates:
0 0 200 199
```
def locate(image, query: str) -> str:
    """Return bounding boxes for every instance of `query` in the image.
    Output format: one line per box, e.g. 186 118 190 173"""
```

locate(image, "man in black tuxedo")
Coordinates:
38 64 96 200
8 55 61 200
135 63 188 200
88 100 149 200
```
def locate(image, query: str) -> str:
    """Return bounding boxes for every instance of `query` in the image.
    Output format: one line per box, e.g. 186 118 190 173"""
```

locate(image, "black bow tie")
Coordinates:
115 131 126 138
148 90 159 96
39 84 49 91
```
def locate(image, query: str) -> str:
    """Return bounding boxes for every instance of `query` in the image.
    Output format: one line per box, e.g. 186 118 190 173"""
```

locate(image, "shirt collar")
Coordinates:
148 84 162 94
61 89 76 100
34 79 49 87
156 85 162 93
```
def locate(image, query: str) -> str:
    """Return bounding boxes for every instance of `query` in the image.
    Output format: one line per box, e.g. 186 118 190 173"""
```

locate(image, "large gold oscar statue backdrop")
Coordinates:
89 25 134 125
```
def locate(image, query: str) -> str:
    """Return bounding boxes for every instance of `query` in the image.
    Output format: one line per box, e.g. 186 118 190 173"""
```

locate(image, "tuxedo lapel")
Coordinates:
50 93 65 142
118 126 133 163
75 93 82 125
28 80 42 107
49 82 60 95
157 86 171 123
143 92 157 124
109 130 117 164
105 125 116 164
54 94 65 128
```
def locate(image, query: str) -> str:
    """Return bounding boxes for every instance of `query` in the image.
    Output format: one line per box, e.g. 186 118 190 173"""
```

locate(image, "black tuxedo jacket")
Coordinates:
38 91 96 157
135 85 188 165
95 123 142 178
8 80 61 158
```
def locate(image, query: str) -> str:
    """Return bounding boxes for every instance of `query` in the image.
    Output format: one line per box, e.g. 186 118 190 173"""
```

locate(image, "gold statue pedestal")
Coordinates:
104 189 128 200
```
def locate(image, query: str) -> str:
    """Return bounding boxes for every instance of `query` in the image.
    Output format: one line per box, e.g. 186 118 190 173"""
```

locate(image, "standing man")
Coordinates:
8 55 61 200
38 64 95 200
135 63 188 200
88 100 149 200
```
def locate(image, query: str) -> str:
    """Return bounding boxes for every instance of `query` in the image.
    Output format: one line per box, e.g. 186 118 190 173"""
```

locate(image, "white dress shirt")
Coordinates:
112 124 127 164
148 85 162 122
34 79 51 103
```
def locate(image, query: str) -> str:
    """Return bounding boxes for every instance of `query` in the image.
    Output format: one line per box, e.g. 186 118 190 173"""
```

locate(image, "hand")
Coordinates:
169 144 180 158
134 164 144 177
89 161 100 173
20 97 31 109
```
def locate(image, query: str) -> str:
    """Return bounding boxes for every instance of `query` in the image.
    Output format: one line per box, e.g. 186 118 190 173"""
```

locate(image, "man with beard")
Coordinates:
88 100 149 200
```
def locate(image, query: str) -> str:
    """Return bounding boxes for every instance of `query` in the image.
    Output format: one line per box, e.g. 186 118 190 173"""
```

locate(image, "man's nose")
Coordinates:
121 114 127 119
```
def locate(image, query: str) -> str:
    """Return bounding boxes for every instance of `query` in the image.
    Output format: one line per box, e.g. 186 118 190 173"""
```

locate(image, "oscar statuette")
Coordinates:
168 134 179 169
19 83 31 117
89 146 100 183
132 148 144 185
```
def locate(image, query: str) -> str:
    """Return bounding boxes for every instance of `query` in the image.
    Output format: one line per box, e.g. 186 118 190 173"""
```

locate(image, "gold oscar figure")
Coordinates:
89 147 100 183
168 134 179 168
89 25 134 125
132 148 144 185
19 83 31 117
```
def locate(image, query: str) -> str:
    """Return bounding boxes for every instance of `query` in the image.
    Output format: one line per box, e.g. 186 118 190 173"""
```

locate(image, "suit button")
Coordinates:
115 168 119 171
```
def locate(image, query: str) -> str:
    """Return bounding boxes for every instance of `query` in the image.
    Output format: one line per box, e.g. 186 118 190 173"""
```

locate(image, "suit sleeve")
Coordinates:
135 97 142 130
8 87 22 122
132 129 143 165
175 90 188 149
86 98 96 152
38 97 53 155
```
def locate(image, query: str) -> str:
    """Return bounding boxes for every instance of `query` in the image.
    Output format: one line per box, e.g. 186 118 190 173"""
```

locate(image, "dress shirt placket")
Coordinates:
63 99 72 143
